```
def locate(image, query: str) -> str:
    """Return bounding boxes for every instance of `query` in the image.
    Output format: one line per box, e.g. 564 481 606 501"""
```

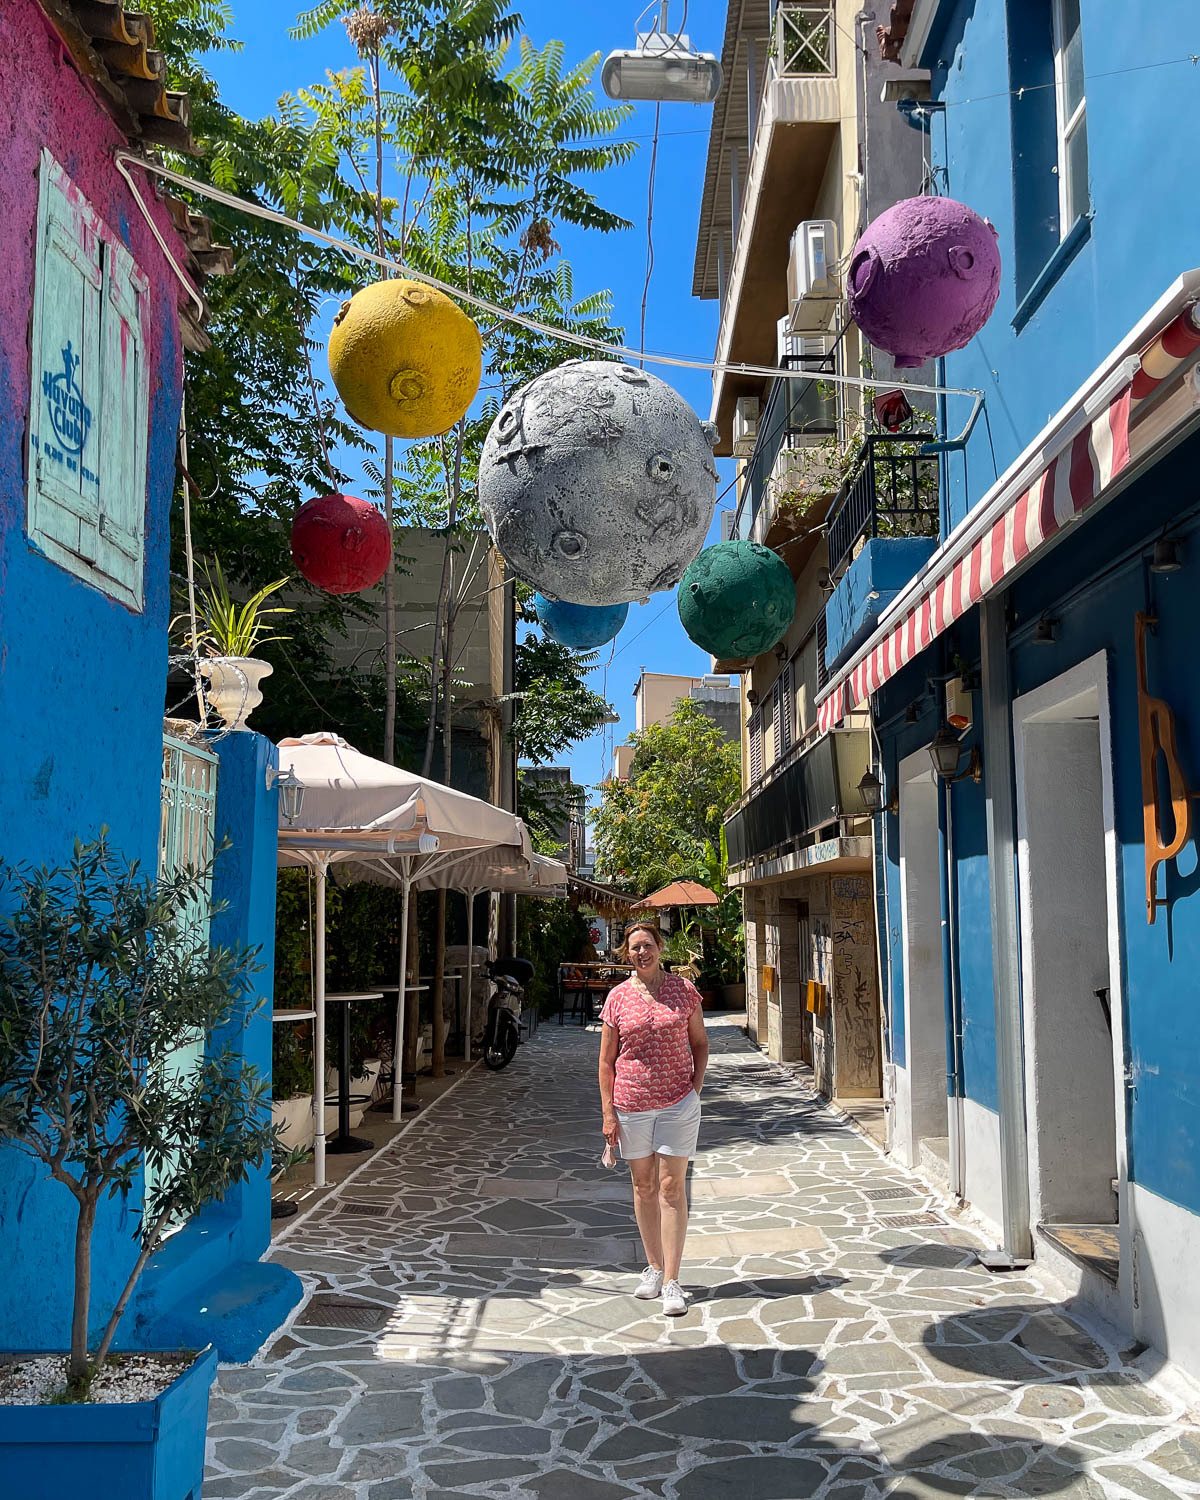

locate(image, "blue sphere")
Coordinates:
534 595 629 651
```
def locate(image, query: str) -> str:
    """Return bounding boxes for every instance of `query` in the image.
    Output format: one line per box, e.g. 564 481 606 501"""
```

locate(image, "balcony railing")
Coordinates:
826 435 941 581
776 1 836 77
733 361 837 541
724 727 868 869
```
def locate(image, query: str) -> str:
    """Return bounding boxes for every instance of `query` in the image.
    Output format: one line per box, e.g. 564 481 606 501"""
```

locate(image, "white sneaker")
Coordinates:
634 1266 664 1300
662 1280 689 1316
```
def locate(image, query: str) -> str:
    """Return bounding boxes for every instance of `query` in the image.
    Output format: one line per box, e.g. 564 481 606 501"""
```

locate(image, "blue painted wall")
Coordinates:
917 0 1200 528
880 1 1200 1220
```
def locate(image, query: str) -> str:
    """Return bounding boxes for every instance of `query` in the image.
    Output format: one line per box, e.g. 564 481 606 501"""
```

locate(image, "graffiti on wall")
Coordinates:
831 874 881 1093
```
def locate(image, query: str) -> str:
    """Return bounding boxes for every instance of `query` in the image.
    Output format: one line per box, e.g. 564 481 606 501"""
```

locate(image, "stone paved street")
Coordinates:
206 1018 1200 1499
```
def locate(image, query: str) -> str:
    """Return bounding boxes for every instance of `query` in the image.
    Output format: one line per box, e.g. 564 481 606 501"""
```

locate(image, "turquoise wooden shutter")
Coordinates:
97 238 149 607
27 152 103 567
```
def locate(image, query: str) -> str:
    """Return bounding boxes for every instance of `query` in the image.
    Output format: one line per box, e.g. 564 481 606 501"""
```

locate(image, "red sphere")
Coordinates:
290 492 391 595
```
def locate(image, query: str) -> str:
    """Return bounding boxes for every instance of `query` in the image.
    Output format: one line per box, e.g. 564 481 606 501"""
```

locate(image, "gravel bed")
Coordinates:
0 1352 191 1405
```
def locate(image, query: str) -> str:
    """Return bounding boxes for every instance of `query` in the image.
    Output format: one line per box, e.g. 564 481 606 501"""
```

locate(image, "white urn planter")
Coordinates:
271 1094 314 1153
201 656 273 732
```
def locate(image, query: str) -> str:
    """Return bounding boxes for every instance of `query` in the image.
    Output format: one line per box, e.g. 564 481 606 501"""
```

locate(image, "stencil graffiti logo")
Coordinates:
42 342 92 455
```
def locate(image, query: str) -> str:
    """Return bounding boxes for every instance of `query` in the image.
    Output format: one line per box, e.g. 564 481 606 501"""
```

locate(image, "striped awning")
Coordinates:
816 283 1200 732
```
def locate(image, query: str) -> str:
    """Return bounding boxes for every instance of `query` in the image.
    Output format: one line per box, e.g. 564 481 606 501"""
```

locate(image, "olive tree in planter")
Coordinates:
0 837 274 1495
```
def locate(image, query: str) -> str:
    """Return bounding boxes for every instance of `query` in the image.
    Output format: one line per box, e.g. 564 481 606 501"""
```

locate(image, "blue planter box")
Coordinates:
824 536 938 672
0 1344 217 1500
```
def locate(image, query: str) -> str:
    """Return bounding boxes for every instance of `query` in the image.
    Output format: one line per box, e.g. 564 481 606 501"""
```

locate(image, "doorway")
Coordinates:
1015 654 1125 1285
896 750 950 1170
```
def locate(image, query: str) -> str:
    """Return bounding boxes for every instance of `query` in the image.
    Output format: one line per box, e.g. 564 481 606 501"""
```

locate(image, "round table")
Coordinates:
325 992 383 1153
370 983 427 1113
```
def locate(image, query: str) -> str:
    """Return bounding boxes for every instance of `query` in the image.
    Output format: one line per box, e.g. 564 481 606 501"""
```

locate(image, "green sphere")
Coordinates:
678 540 796 659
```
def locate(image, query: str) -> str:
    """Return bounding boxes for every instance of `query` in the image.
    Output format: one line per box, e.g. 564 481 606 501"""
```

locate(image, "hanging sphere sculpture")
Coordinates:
478 360 718 605
327 279 482 438
678 540 796 660
291 492 392 595
847 196 1001 368
534 594 629 651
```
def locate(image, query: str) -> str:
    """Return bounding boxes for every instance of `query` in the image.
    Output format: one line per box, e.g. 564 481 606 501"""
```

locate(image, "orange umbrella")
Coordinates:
632 880 720 911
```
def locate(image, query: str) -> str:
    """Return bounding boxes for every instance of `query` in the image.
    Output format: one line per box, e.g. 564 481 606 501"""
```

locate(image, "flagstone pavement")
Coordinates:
205 1017 1200 1499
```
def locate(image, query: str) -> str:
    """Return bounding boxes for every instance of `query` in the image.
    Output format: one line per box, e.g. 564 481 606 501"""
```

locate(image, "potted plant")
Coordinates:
189 560 291 732
271 1022 315 1152
0 837 275 1498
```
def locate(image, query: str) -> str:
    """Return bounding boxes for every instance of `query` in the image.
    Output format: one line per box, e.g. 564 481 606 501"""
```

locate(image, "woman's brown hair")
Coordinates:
619 921 663 960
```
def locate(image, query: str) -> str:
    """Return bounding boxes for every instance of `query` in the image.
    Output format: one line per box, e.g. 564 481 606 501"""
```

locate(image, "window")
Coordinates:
749 708 764 784
1008 0 1091 312
27 151 149 609
773 663 795 758
1051 0 1088 235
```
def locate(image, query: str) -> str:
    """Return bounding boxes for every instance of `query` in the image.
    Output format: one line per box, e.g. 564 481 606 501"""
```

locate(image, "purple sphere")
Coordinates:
847 197 1001 368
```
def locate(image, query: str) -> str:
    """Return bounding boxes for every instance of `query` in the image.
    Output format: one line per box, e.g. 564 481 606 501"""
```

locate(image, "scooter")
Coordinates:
482 957 534 1070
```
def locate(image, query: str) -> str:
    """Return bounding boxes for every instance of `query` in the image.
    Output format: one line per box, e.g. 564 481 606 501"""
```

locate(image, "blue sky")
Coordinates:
208 1 733 798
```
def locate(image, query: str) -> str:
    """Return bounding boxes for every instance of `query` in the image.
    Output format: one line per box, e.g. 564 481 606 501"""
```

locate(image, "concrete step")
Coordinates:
134 1259 303 1364
919 1135 951 1191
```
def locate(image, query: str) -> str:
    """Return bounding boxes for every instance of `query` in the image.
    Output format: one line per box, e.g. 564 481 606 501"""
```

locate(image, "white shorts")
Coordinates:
617 1089 702 1161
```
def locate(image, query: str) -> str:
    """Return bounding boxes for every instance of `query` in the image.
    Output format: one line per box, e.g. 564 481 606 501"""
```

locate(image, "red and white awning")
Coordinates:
816 277 1200 733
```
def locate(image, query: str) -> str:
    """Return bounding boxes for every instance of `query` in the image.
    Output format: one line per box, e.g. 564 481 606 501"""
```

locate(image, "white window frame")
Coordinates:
1051 0 1089 235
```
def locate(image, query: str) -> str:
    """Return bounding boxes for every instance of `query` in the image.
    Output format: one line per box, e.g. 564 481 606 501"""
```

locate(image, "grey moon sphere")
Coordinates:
478 360 719 605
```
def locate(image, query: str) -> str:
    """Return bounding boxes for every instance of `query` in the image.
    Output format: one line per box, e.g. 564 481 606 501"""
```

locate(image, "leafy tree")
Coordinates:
592 699 742 896
0 840 272 1394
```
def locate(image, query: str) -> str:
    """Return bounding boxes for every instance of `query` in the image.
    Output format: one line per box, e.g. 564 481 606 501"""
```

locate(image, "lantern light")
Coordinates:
267 764 305 825
858 768 884 815
602 5 722 104
929 725 982 785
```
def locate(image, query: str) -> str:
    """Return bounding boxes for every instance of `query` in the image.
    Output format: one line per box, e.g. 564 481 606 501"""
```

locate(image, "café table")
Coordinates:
325 991 382 1153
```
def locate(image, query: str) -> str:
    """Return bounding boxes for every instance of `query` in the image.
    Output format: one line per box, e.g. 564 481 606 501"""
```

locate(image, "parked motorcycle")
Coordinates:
483 957 534 1070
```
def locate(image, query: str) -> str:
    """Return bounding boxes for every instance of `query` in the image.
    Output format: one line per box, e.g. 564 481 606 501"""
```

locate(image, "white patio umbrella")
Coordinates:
412 851 567 1060
276 733 528 1183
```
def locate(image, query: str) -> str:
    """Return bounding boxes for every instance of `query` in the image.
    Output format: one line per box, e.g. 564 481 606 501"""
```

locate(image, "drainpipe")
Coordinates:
938 778 966 1199
979 593 1033 1265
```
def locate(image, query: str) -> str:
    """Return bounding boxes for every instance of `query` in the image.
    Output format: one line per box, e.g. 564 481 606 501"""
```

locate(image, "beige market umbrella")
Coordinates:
276 733 528 1180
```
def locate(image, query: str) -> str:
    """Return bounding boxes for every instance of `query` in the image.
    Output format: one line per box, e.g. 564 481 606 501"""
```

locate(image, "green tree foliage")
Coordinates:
517 892 591 1019
0 839 272 1392
592 699 742 896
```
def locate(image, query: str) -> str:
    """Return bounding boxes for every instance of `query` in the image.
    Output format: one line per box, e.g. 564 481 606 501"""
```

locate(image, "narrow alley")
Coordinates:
205 1019 1200 1500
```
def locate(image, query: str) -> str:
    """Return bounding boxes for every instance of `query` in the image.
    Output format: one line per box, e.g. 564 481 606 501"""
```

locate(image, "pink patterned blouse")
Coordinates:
600 973 703 1113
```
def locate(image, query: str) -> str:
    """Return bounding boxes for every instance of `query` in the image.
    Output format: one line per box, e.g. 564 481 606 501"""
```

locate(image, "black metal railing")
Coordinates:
826 435 940 581
725 731 848 868
734 361 837 540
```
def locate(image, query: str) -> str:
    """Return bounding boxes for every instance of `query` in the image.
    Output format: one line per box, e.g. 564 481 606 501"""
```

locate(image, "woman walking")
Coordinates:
598 922 709 1316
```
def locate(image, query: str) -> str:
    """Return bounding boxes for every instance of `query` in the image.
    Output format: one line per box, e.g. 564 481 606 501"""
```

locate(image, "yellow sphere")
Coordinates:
327 279 483 439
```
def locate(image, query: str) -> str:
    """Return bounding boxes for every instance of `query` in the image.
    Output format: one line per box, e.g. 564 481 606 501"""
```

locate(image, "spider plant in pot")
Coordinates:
0 837 274 1496
190 561 292 731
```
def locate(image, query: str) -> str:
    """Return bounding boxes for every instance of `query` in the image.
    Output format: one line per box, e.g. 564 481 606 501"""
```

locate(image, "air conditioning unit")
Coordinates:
719 508 737 541
732 396 760 456
777 317 831 369
786 219 839 334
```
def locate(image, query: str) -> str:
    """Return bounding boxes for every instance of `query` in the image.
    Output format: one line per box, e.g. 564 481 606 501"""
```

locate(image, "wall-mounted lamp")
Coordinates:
905 700 923 725
746 688 760 707
858 767 898 816
817 570 833 595
928 726 982 785
1031 616 1058 646
601 5 722 102
1150 538 1184 574
774 641 788 663
267 764 305 825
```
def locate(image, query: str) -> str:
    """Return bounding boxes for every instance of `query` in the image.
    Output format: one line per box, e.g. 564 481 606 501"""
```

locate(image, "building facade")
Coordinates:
612 670 740 779
0 0 298 1360
695 0 926 1101
810 0 1200 1382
